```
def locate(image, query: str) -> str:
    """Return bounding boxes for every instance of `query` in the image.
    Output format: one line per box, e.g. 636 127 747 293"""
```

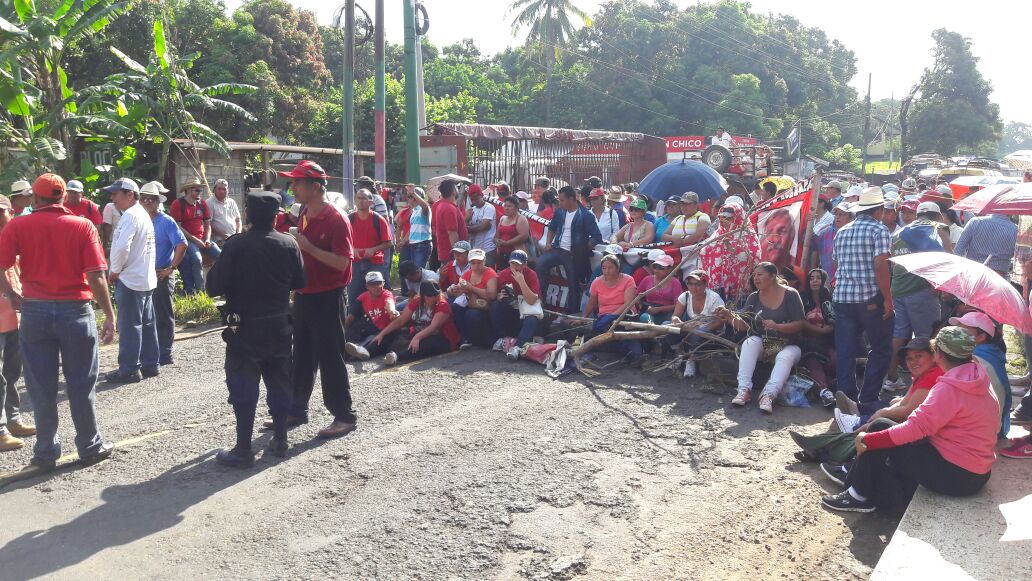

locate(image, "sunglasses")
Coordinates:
687 281 706 286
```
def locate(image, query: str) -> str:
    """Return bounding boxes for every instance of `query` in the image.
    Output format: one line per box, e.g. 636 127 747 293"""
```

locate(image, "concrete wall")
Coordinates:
171 149 247 209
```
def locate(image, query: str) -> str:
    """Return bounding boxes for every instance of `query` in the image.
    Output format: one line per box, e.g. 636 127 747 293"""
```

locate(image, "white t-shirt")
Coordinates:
677 288 725 319
712 133 734 149
558 212 575 251
469 203 497 252
208 195 241 240
103 202 122 230
594 208 621 242
109 203 157 292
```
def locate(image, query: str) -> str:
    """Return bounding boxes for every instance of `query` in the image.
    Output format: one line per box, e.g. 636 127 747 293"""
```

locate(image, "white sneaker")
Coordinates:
731 390 751 406
344 342 370 361
383 352 398 366
835 408 861 433
506 346 521 361
758 394 774 414
492 338 507 352
882 376 906 392
683 360 696 378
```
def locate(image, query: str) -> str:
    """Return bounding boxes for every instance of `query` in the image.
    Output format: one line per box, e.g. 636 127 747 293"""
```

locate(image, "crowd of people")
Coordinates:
0 161 1028 517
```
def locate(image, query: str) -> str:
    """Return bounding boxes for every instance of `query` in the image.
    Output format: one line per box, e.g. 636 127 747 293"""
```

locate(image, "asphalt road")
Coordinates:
0 333 897 580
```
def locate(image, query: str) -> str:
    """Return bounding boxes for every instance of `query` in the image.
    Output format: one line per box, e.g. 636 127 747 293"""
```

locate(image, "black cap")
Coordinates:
419 281 441 297
356 176 375 188
246 190 282 208
584 176 602 188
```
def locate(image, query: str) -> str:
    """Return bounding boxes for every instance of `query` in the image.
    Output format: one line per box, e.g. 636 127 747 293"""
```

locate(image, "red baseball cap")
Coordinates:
33 173 66 199
278 160 327 181
467 184 483 195
588 188 606 198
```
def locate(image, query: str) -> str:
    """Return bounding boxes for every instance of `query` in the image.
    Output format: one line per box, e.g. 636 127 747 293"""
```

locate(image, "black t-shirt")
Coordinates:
206 228 306 319
742 287 805 343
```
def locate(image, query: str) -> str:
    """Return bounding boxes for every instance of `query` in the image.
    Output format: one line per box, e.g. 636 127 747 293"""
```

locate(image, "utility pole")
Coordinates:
861 72 872 176
374 0 385 183
403 0 421 183
888 91 895 169
341 0 356 203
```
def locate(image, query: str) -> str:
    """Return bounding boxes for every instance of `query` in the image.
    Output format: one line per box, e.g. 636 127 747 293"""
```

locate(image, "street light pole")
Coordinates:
374 0 385 183
341 0 356 203
403 0 421 183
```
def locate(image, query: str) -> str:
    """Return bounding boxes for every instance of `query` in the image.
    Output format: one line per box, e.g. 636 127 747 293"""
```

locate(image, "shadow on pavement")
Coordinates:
0 437 327 579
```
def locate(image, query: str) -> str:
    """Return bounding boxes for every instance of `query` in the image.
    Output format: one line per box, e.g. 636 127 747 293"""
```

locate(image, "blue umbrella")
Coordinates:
637 160 727 203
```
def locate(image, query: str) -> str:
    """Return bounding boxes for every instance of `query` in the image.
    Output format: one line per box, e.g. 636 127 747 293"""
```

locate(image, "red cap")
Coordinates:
33 173 66 199
278 160 327 180
588 188 606 198
467 184 483 195
900 199 919 212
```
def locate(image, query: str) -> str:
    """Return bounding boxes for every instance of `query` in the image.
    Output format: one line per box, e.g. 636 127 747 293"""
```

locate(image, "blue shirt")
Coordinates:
954 214 1018 274
654 215 676 242
153 211 187 268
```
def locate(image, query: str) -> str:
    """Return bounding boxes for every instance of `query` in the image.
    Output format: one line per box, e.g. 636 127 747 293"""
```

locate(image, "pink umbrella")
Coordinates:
951 183 1032 215
890 252 1032 334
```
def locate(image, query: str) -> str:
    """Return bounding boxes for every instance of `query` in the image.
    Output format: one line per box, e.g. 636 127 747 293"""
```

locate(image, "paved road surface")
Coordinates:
0 334 896 579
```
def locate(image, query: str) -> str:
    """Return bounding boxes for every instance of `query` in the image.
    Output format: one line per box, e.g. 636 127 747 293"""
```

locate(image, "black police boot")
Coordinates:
215 447 256 468
267 437 288 458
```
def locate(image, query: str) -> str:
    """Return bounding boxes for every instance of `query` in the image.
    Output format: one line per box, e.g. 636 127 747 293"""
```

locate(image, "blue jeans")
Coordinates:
535 248 579 312
489 300 538 346
114 280 160 374
452 304 494 347
834 295 894 404
348 260 390 304
892 289 940 340
593 314 643 359
19 300 105 463
179 241 221 295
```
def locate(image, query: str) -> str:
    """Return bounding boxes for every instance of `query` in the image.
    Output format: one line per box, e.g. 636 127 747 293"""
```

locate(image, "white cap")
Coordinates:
10 180 31 196
468 248 487 261
139 181 169 202
289 203 302 218
365 270 385 283
916 201 941 215
647 249 667 262
66 180 84 192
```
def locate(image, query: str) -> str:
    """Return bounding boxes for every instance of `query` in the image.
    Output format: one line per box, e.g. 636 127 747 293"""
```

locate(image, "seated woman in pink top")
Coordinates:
635 254 683 325
583 254 643 366
821 326 999 514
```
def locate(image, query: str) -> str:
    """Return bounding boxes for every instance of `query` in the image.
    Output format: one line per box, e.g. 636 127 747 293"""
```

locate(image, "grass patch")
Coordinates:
173 291 221 325
865 160 901 173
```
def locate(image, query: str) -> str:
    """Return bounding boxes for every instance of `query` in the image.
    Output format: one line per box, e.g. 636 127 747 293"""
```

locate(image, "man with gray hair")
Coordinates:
208 178 241 246
102 178 158 384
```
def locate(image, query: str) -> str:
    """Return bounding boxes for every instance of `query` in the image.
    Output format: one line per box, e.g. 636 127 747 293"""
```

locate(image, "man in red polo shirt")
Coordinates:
169 176 220 294
346 188 393 303
64 180 102 230
0 174 117 471
274 160 358 440
431 179 468 268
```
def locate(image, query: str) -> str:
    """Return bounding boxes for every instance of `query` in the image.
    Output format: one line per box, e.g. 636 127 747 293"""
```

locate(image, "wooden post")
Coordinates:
799 169 822 274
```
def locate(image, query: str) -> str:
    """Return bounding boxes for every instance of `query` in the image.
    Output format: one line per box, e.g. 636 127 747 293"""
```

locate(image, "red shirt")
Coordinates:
906 366 944 397
461 267 498 289
395 206 412 239
497 267 540 297
273 212 292 234
350 211 391 265
439 259 469 290
298 203 354 294
530 207 553 241
169 198 210 238
631 266 649 286
65 198 102 226
431 198 468 261
0 205 107 300
406 296 460 349
354 289 396 330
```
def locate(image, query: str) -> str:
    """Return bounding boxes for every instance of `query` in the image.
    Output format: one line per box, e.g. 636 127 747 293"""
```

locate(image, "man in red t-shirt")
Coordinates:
169 176 220 294
64 180 102 229
0 173 117 470
431 180 468 265
344 270 400 361
346 188 393 304
277 161 358 440
491 250 542 350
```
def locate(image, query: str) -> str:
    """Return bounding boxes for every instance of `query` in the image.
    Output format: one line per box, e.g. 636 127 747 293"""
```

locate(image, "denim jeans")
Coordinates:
19 300 105 463
452 304 493 347
347 260 391 305
489 300 538 346
398 241 431 295
592 314 643 360
834 295 894 404
153 275 176 363
0 329 22 435
115 280 160 374
179 241 221 295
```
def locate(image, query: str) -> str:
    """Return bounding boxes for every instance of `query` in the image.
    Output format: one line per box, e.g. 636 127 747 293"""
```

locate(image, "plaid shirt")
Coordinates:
832 213 890 303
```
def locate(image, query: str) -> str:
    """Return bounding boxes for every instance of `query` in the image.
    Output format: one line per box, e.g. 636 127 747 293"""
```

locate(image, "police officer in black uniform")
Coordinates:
206 191 306 467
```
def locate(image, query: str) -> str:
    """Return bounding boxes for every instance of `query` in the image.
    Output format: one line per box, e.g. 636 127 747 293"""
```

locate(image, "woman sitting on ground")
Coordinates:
448 248 499 348
636 254 683 325
373 281 461 365
583 254 644 367
717 262 805 414
951 311 1012 437
669 269 725 378
490 250 541 353
799 268 836 407
494 195 532 268
821 326 999 513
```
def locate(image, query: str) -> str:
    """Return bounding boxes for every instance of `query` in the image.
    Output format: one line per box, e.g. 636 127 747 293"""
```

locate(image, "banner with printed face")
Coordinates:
749 188 813 270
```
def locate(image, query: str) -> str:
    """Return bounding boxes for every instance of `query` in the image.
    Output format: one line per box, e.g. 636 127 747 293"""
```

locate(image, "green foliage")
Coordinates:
173 291 220 323
903 29 1002 157
825 143 863 174
998 121 1032 157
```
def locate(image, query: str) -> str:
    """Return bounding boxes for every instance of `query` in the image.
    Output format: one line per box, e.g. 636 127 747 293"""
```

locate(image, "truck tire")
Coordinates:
702 144 732 173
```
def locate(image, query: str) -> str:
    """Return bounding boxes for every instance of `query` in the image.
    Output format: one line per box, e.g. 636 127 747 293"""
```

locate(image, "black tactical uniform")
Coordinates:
206 191 305 467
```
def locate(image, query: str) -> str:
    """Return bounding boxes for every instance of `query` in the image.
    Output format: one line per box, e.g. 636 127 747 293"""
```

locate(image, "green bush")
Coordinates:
173 292 221 324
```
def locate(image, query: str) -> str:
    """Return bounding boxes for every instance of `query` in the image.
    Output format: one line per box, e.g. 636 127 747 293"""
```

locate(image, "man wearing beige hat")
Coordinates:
140 181 187 365
9 180 33 217
169 176 219 294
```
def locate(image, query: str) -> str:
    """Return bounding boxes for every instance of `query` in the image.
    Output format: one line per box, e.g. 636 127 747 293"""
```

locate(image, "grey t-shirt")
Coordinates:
743 287 805 343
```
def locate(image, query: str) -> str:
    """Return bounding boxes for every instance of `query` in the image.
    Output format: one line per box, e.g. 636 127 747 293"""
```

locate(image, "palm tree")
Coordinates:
508 0 591 124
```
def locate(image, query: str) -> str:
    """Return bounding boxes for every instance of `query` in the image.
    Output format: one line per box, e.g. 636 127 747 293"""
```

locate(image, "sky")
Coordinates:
225 0 1032 123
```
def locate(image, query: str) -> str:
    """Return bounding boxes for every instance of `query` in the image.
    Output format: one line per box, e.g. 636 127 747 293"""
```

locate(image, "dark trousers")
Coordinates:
452 304 493 347
846 419 990 512
153 275 175 363
834 294 894 404
396 333 452 362
489 300 538 346
0 330 22 435
346 320 398 359
291 288 357 424
535 247 588 312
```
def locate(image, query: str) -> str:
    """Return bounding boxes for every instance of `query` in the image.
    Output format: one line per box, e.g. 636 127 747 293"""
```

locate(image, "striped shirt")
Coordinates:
408 206 431 244
954 214 1018 274
832 214 890 303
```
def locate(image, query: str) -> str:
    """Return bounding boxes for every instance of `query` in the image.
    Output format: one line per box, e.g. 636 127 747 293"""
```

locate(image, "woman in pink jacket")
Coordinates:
821 326 999 513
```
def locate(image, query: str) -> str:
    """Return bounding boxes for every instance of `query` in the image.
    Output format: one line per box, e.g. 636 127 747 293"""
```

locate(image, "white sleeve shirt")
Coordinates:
108 203 157 292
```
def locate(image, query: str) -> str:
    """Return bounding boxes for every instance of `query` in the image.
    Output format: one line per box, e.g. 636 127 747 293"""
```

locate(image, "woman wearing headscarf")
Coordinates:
699 203 761 305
